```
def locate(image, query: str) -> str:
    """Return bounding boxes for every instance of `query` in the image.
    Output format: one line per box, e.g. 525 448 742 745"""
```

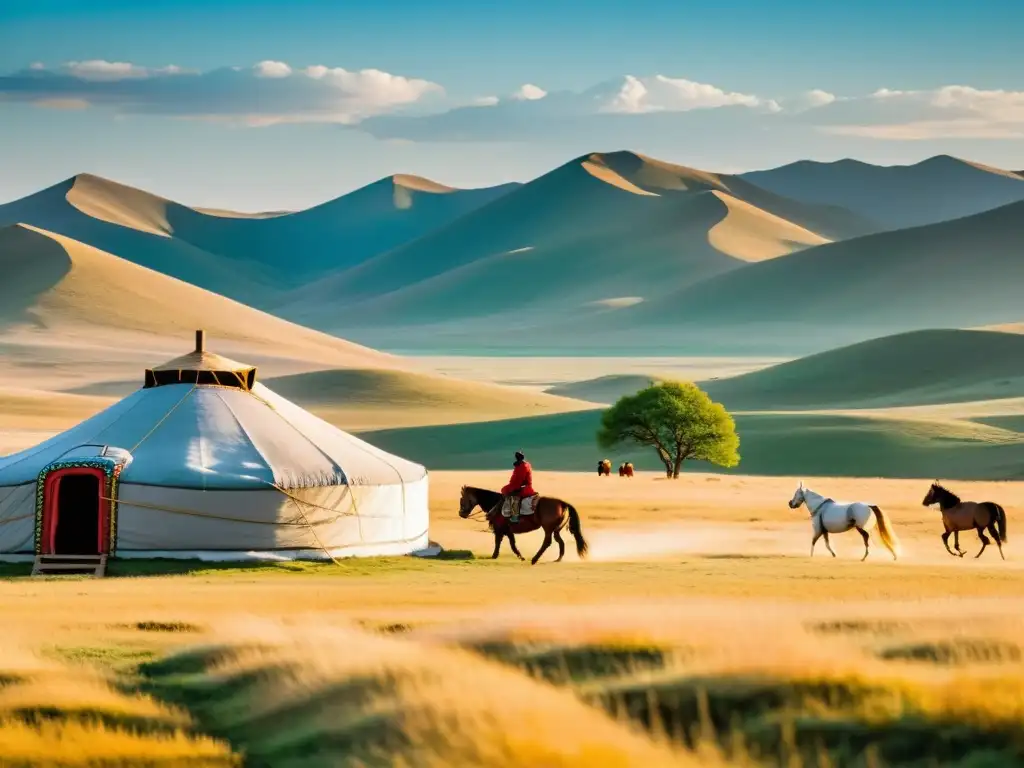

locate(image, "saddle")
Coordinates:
501 494 537 518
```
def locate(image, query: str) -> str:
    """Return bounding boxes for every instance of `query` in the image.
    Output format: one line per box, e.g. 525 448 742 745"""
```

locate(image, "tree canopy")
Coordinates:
597 381 740 478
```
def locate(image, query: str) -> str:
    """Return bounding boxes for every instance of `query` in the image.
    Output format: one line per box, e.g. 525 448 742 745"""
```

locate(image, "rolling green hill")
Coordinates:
546 330 1024 408
546 375 665 403
360 408 1024 480
702 330 1024 410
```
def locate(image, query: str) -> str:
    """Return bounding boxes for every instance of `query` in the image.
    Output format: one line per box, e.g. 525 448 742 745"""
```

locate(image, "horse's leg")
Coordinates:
975 526 990 559
822 532 837 558
506 532 525 561
531 529 554 565
942 530 958 557
553 528 566 562
810 531 821 557
856 527 870 561
954 529 966 556
988 521 1005 561
491 531 505 560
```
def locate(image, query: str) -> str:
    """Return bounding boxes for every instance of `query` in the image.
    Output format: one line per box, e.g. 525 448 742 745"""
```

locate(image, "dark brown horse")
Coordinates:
619 462 634 478
923 482 1008 560
458 486 588 564
598 459 612 476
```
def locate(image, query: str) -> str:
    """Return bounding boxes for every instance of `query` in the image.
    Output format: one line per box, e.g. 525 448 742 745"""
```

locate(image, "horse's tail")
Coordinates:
566 503 589 559
870 505 901 559
987 502 1008 542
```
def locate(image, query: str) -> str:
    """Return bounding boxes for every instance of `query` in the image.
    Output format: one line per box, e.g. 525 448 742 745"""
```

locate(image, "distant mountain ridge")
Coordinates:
741 155 1024 231
276 150 873 332
3 151 1023 357
0 171 520 303
588 197 1024 350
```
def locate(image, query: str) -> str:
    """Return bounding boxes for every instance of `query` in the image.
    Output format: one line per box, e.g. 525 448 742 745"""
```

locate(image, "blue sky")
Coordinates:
2 0 1022 209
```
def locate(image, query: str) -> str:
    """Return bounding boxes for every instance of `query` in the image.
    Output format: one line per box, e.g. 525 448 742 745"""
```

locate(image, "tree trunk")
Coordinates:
663 462 673 479
672 457 683 479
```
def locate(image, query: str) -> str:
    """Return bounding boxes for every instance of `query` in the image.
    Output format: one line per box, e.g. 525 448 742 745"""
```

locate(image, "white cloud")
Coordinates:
930 85 1024 123
1 60 443 125
64 60 153 81
253 60 292 78
803 89 836 108
818 84 1024 140
472 96 500 106
60 60 188 81
29 62 45 71
512 83 547 101
599 74 769 114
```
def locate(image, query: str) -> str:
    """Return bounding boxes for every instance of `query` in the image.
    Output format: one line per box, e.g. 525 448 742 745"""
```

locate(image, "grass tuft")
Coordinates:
878 638 1023 665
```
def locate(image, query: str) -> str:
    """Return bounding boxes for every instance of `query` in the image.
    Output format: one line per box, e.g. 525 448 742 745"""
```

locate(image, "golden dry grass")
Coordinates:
2 472 1023 765
0 646 236 766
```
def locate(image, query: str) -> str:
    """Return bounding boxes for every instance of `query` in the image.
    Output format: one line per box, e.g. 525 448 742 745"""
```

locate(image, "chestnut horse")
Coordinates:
458 486 588 564
618 462 634 478
923 482 1007 560
598 459 612 476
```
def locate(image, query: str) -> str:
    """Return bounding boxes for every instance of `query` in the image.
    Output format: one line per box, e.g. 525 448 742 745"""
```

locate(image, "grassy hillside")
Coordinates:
703 329 1024 410
547 330 1024 409
360 405 1024 480
606 198 1024 341
278 151 865 331
546 374 665 402
741 155 1024 231
261 368 597 430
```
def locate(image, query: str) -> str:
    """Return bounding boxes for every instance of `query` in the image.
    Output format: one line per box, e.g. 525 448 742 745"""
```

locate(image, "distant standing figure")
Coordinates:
598 459 612 477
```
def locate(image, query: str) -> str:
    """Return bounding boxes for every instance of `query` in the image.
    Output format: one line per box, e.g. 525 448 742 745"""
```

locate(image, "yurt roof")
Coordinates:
144 330 256 390
0 333 426 491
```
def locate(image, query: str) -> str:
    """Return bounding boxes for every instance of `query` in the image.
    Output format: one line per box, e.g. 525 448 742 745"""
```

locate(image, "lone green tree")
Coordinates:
597 381 739 479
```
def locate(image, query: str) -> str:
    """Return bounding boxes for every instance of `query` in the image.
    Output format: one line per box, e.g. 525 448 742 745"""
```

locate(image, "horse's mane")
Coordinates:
932 483 961 506
463 485 502 505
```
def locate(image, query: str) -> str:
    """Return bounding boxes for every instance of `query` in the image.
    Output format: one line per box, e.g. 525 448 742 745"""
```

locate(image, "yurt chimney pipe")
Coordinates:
195 329 206 353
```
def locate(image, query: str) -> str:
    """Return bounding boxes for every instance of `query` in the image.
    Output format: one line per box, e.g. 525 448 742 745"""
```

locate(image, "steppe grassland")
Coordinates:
2 472 1023 765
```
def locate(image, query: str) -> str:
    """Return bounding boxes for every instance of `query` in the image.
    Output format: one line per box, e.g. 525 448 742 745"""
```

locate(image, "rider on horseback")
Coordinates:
501 450 536 523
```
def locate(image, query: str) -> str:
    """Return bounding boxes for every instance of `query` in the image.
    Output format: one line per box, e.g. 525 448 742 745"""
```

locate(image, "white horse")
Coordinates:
788 482 900 561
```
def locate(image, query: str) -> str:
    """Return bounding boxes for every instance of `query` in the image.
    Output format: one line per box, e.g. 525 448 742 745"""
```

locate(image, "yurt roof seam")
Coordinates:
129 384 197 454
215 388 346 489
246 387 354 484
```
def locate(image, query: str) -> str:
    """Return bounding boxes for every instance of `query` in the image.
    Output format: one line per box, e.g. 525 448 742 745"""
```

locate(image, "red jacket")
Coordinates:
501 460 536 496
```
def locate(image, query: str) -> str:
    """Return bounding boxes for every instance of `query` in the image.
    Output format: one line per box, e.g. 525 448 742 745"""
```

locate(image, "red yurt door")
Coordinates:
40 467 108 555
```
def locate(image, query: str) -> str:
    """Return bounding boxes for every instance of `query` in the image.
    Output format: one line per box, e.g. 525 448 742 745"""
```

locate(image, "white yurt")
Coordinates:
0 331 430 562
